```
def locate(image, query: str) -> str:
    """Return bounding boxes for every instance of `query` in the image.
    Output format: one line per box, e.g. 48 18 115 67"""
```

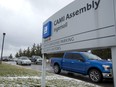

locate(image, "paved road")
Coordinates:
5 61 114 87
5 61 52 71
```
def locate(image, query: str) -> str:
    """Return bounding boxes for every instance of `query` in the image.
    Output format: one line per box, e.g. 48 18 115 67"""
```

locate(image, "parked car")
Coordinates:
16 56 31 65
13 57 18 62
30 56 42 63
2 57 10 61
35 57 42 64
50 52 112 83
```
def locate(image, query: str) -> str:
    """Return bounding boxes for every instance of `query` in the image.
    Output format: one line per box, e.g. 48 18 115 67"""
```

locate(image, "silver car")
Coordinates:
16 56 31 65
35 56 42 64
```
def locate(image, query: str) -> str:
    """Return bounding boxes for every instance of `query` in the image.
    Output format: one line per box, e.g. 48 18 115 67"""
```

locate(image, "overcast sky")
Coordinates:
0 0 74 57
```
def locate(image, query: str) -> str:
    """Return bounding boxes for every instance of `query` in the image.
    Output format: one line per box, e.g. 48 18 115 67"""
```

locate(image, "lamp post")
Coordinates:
0 33 6 64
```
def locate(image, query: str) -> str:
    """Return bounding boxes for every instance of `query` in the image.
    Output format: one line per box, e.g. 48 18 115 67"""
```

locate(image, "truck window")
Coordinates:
64 53 73 59
72 53 84 62
83 53 102 60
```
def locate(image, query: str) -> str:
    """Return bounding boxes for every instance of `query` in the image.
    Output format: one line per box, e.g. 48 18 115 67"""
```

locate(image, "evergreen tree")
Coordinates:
19 49 23 57
39 43 42 57
92 48 111 59
15 43 42 58
26 47 31 57
9 54 13 58
30 43 36 56
35 44 40 56
22 49 26 56
15 52 19 57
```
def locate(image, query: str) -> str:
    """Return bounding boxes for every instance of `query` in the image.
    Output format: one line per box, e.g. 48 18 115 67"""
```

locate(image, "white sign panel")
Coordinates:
42 0 116 53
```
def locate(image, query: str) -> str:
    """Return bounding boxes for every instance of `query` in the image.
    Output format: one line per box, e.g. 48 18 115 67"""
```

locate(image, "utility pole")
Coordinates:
0 33 6 64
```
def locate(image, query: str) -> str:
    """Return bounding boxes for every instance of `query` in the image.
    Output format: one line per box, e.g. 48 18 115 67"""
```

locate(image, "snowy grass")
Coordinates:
0 76 101 87
0 63 41 77
0 63 101 87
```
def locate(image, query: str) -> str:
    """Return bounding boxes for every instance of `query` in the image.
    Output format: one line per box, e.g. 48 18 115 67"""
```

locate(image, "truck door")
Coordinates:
62 53 73 70
70 53 86 73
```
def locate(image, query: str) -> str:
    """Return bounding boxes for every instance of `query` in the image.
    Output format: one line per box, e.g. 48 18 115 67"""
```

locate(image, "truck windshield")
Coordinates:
83 53 102 60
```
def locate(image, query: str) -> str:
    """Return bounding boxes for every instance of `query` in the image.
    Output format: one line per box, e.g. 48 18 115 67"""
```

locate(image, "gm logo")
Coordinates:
43 21 52 38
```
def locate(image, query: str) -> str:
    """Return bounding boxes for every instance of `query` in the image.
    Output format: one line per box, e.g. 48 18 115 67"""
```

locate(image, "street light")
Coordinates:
0 33 6 64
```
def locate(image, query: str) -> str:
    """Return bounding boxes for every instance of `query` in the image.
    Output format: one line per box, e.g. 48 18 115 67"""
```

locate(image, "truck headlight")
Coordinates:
102 65 110 71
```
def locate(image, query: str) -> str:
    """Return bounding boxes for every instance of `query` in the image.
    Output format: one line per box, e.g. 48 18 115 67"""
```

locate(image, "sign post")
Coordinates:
112 0 116 87
111 47 116 87
41 54 46 87
0 33 6 64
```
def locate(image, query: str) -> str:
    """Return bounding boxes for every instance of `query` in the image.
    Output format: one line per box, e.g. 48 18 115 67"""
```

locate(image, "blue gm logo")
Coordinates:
43 21 52 38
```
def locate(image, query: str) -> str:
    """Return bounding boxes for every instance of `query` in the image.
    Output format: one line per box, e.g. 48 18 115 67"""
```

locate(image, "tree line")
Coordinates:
15 43 42 57
15 43 111 60
92 48 111 59
47 48 111 59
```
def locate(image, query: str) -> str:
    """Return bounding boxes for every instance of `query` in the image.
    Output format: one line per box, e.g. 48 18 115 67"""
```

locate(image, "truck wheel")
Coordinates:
89 69 102 83
54 64 61 74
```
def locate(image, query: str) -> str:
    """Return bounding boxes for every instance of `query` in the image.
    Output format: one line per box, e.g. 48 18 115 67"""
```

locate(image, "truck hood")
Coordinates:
89 59 112 68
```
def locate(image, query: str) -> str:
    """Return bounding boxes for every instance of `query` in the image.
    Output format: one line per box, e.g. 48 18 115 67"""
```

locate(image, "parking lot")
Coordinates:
4 61 114 87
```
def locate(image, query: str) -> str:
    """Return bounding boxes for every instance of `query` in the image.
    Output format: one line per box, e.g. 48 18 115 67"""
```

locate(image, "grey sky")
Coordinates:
0 0 74 56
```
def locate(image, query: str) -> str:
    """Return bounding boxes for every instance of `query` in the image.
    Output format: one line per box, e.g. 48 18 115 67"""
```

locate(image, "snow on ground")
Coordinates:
0 75 102 87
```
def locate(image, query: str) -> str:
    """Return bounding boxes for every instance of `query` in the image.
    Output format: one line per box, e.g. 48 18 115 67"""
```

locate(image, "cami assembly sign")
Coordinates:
42 0 116 53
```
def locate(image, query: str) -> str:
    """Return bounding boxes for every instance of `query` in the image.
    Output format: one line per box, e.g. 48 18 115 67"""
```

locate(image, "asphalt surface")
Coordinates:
5 61 114 87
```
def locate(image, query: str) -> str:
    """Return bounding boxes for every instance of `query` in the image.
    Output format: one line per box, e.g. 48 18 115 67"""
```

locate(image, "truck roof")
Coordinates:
66 51 87 54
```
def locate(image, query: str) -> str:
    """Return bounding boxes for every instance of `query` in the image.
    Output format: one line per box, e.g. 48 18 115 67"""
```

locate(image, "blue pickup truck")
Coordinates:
50 52 112 82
